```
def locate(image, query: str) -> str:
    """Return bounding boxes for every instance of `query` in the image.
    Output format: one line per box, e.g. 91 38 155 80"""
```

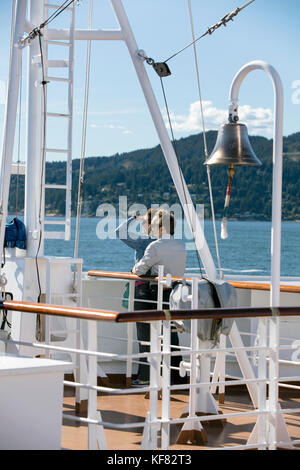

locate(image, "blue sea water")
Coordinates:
44 218 300 277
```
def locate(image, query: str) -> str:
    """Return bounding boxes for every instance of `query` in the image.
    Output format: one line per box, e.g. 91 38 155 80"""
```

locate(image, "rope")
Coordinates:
73 0 93 266
220 165 235 240
159 77 204 277
19 0 77 46
164 0 256 63
187 0 223 279
35 31 49 303
15 52 23 218
41 0 76 29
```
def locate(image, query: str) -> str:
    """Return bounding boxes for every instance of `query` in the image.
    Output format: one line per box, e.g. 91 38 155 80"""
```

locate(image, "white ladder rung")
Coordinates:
43 2 75 244
46 257 82 265
47 59 69 68
45 40 71 47
46 112 71 118
45 4 73 11
44 231 66 240
44 184 68 190
45 76 71 83
45 148 69 154
45 220 67 225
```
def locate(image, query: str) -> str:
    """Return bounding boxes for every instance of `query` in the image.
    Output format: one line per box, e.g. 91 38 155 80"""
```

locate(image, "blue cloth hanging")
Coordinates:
4 217 26 249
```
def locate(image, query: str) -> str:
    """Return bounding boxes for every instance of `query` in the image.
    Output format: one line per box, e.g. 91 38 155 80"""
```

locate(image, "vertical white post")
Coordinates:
25 0 44 257
75 261 85 408
210 333 226 399
268 315 279 450
229 61 293 448
190 278 199 420
87 319 107 450
229 322 259 407
247 317 268 448
196 339 220 415
229 60 283 306
257 318 267 449
217 334 226 403
157 265 169 450
266 314 292 449
45 259 51 358
268 62 283 446
0 0 27 270
177 278 208 444
146 320 160 450
87 320 98 449
126 279 135 387
157 265 164 310
142 267 162 450
161 318 171 450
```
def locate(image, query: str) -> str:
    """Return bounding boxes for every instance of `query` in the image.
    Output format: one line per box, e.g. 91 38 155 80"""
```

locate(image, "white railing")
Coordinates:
0 269 300 450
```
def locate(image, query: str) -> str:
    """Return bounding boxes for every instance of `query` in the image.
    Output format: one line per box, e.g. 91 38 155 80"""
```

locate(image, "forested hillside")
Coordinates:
8 131 300 220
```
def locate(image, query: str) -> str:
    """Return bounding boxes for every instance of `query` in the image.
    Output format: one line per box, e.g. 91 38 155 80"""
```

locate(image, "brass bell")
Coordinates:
204 122 261 240
205 122 262 166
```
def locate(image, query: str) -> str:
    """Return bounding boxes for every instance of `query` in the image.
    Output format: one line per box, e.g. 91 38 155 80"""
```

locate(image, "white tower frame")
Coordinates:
0 0 218 281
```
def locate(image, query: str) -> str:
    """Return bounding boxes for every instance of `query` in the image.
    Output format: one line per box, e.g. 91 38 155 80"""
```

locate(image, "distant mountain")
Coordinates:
8 130 300 220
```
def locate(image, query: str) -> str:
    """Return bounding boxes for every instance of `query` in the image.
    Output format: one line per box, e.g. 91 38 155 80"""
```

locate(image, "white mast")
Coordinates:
0 0 27 269
0 0 218 281
25 0 44 257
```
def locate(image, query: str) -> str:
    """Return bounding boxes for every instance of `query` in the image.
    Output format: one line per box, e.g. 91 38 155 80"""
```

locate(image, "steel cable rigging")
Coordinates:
20 0 78 46
141 0 255 277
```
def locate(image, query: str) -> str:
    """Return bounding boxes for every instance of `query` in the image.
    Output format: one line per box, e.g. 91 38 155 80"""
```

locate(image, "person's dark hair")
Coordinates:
157 209 175 236
146 208 157 227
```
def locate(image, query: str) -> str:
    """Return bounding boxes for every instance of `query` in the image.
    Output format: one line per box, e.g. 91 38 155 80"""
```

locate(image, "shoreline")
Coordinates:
7 214 300 223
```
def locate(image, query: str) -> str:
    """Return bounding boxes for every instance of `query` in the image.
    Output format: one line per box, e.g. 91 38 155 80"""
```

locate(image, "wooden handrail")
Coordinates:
1 299 300 323
2 300 118 322
228 280 300 294
113 306 300 323
87 270 300 294
87 270 184 283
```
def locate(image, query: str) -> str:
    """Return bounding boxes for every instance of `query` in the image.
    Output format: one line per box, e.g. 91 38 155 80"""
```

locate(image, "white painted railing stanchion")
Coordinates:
1 301 300 449
161 319 171 450
87 319 107 450
228 322 259 407
210 333 226 403
45 261 51 359
247 317 268 448
126 279 135 387
267 315 293 449
258 318 268 449
176 277 207 443
158 265 171 450
218 334 226 403
269 315 280 449
141 317 161 450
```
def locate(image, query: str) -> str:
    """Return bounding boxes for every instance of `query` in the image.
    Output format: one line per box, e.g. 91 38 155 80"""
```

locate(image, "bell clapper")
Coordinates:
221 164 235 240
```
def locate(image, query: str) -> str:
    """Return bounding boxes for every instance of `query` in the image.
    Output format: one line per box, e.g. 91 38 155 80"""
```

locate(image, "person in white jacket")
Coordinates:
132 209 187 387
132 209 186 277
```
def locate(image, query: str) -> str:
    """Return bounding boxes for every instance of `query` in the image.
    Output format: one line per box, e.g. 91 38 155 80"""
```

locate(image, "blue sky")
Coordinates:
0 0 300 161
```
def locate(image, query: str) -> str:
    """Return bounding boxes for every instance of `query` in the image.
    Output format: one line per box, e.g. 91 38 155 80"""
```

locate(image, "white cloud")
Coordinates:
90 123 133 135
165 100 273 136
